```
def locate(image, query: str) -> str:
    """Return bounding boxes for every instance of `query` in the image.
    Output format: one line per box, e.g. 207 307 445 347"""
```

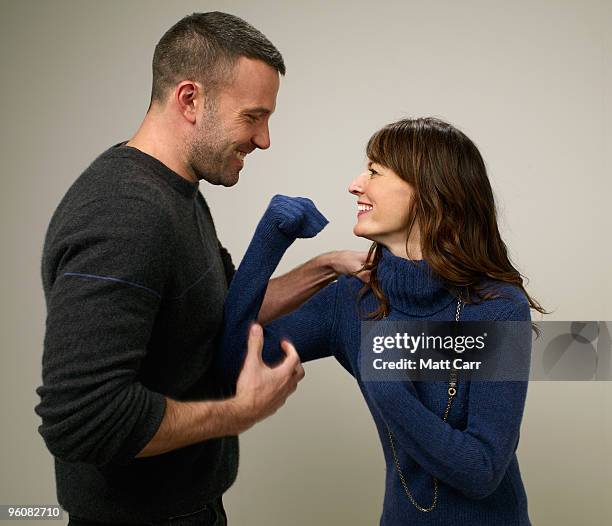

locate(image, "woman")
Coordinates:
220 117 545 525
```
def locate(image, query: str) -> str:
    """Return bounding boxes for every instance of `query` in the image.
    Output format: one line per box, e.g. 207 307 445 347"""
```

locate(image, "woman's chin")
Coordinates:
353 225 375 243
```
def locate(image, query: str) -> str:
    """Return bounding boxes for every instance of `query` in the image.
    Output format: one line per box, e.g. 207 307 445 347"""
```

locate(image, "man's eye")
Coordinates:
246 114 258 123
368 168 378 177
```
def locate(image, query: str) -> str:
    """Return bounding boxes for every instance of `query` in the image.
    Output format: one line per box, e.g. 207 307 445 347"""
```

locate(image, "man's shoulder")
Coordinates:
53 144 181 226
75 144 171 202
42 145 181 291
45 144 181 250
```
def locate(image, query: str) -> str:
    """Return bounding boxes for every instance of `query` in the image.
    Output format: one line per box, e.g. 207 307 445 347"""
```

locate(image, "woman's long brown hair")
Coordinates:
357 117 547 328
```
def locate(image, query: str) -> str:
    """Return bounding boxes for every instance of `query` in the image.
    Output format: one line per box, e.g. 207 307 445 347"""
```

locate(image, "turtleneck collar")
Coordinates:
376 247 457 316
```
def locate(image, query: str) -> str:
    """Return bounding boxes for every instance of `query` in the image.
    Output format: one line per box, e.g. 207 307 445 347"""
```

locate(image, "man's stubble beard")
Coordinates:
187 105 238 187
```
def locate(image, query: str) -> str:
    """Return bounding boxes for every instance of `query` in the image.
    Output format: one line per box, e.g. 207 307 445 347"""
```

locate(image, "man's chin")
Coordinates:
201 169 240 187
220 171 240 187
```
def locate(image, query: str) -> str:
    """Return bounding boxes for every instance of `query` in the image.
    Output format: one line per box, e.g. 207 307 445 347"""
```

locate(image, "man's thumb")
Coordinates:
245 323 264 366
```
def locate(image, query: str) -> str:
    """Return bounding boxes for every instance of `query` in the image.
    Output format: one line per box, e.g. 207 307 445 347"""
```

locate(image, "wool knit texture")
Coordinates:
36 144 238 523
221 196 532 526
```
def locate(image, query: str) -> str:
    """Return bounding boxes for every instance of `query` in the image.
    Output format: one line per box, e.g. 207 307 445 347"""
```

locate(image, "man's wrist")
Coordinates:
221 397 256 436
314 251 341 279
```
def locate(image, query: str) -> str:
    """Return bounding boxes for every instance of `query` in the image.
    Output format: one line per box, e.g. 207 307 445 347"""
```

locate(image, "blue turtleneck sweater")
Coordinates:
220 196 532 526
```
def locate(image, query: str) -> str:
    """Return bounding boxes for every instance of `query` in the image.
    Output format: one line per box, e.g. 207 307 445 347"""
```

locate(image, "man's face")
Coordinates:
187 56 280 186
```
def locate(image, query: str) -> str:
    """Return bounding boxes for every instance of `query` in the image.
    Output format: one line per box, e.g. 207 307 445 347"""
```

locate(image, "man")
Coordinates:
35 12 366 526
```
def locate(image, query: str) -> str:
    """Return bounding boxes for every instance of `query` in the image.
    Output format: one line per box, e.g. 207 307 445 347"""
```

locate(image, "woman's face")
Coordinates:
348 161 416 251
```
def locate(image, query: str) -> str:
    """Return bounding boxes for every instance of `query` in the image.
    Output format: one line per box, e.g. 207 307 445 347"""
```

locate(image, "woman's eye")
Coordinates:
368 168 378 177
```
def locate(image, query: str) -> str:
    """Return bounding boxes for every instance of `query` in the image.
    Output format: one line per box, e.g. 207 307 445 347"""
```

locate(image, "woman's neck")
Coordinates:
384 238 423 260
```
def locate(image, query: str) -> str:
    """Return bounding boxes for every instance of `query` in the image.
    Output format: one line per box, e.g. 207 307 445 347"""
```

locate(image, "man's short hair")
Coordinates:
150 11 286 104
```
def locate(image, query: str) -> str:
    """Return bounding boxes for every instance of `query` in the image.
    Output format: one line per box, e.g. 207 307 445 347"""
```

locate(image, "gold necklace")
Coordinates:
384 298 463 512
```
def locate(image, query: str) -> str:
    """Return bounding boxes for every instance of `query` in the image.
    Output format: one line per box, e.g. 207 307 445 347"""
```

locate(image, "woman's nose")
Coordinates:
348 173 367 196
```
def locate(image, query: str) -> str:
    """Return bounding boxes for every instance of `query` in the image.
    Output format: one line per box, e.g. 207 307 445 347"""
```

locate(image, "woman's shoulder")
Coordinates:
472 279 531 321
334 275 378 315
336 274 373 299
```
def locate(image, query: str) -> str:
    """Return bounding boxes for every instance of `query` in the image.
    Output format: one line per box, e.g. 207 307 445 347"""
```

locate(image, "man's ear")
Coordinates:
175 81 200 124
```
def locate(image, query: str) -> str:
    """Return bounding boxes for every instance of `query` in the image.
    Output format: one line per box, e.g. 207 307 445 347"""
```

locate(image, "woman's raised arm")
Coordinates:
218 195 340 385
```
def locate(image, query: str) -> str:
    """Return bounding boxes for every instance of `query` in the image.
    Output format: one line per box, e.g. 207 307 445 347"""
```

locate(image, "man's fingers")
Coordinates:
278 339 301 372
357 269 371 283
294 363 305 382
356 250 369 262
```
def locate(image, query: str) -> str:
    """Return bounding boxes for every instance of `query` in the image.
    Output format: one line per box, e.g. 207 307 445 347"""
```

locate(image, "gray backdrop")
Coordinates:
1 0 611 524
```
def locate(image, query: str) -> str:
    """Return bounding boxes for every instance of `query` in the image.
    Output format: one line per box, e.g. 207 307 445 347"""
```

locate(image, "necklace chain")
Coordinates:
384 298 463 513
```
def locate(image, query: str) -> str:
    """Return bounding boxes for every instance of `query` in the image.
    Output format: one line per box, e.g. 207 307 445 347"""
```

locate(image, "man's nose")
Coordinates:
348 173 368 196
252 123 271 150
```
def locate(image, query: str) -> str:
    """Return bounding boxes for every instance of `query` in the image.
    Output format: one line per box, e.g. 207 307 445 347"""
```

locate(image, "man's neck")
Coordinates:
126 114 198 183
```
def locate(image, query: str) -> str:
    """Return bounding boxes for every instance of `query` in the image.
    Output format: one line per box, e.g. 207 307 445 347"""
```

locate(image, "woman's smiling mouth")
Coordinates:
357 201 373 217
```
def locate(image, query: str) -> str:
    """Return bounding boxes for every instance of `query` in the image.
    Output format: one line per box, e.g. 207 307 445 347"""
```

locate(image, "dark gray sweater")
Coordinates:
35 144 238 523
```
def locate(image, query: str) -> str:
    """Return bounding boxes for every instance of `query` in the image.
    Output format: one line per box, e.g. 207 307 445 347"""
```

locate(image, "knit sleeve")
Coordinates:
196 191 236 285
35 182 173 468
218 242 236 285
218 196 337 385
361 299 532 500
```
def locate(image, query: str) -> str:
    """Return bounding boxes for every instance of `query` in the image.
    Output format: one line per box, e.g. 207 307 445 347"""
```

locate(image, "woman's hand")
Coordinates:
263 194 329 239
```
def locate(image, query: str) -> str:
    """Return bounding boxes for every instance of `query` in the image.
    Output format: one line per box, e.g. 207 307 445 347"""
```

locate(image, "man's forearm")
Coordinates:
258 252 337 325
136 396 248 458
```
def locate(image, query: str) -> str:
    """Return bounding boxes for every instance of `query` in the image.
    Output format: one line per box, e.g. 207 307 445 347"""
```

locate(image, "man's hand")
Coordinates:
258 249 371 324
327 250 371 283
231 323 305 433
136 324 304 458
